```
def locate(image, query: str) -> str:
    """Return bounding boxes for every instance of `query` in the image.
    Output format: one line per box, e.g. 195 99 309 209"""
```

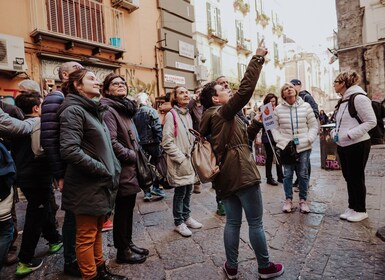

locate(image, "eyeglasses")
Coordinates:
111 81 127 87
333 80 343 84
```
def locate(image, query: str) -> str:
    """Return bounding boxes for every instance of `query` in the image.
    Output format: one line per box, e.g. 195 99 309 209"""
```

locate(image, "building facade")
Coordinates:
0 0 198 102
335 0 385 101
193 0 286 107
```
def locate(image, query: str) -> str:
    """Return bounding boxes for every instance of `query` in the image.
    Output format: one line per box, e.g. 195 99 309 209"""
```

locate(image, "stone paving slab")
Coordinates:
2 141 385 280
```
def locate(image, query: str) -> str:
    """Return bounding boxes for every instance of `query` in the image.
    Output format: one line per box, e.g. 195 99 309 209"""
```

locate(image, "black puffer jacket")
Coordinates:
100 97 141 197
200 55 264 199
58 93 121 216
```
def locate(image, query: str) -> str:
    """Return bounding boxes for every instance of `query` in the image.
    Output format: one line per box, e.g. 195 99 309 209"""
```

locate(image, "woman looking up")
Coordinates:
162 86 202 237
58 69 126 280
271 83 318 214
101 73 148 264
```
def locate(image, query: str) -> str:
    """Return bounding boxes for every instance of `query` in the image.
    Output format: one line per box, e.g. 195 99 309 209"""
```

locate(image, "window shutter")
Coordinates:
206 2 212 31
216 8 222 37
46 0 104 43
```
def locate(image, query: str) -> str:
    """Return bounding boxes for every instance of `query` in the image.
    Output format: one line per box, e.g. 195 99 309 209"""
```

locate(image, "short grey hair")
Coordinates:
18 80 41 95
136 92 149 105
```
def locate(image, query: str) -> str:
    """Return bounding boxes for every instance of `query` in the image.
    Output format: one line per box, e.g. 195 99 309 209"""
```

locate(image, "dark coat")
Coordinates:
40 91 66 179
100 97 141 197
58 93 121 216
133 104 162 144
200 55 264 199
11 116 53 189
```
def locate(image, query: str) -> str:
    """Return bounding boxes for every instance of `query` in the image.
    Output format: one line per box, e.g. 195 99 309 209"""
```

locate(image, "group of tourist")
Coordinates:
0 43 377 280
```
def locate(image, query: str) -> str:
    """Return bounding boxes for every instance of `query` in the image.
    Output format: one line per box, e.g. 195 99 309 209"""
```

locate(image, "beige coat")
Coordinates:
162 106 195 187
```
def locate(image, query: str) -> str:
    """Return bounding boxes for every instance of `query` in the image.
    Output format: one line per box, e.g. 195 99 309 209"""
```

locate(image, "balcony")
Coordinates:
30 0 125 59
256 12 270 28
233 0 250 15
236 39 252 55
272 23 283 37
207 28 228 46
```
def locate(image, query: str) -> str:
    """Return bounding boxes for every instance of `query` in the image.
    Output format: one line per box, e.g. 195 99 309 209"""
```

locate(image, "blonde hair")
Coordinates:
335 70 361 88
280 82 297 100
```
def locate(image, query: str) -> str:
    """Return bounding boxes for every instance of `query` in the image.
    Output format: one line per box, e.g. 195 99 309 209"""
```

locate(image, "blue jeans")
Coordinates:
283 149 311 201
0 218 14 273
222 184 270 269
172 185 192 226
62 210 77 264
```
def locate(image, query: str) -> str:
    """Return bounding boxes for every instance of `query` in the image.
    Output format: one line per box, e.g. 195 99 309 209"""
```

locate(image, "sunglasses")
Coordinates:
333 80 343 84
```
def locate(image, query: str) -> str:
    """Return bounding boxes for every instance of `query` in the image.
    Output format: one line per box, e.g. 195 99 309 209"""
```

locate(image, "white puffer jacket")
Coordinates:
272 97 318 153
331 85 376 147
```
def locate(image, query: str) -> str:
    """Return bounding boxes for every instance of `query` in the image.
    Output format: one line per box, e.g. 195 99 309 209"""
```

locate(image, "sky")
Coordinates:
276 0 338 53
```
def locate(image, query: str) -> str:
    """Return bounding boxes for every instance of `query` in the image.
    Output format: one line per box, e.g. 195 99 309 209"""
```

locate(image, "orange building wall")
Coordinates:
0 0 161 98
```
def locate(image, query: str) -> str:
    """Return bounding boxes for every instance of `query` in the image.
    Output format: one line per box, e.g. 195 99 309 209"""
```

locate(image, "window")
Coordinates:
237 63 246 81
235 20 244 44
211 53 221 79
274 42 279 63
47 0 104 43
255 0 263 14
206 2 222 37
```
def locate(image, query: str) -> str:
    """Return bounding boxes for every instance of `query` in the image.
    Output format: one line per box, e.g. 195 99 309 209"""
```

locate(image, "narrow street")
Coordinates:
3 139 385 280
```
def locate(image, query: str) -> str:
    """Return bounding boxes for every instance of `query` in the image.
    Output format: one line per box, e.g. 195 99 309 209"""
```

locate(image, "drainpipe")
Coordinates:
361 47 368 96
154 45 160 98
154 34 167 98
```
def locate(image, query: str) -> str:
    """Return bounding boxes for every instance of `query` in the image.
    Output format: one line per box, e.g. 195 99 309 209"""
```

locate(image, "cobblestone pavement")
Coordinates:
2 140 385 280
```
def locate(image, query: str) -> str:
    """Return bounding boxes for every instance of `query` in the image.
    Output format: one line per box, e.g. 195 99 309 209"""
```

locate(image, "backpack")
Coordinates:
0 142 16 200
336 93 384 144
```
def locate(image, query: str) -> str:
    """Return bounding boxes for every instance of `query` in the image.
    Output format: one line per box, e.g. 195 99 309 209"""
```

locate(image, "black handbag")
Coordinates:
277 141 299 165
136 146 154 191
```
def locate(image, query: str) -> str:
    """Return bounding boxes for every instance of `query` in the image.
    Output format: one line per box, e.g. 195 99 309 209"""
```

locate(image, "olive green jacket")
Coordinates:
200 55 264 199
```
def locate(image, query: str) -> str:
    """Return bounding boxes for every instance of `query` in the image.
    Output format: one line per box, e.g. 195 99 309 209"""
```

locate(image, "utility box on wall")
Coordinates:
0 34 27 72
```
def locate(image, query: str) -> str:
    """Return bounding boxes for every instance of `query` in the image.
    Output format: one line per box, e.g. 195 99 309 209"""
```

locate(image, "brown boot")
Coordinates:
193 184 201 194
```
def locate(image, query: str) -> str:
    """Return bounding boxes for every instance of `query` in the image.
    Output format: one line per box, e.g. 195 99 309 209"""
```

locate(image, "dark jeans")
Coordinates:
263 142 283 181
337 140 371 212
62 210 77 264
18 187 61 263
113 194 136 250
172 185 192 226
0 218 14 272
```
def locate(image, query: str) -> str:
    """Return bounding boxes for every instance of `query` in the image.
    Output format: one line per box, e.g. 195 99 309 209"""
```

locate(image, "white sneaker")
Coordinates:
282 199 293 213
347 211 368 222
299 199 310 213
185 217 202 229
175 223 192 237
339 208 354 220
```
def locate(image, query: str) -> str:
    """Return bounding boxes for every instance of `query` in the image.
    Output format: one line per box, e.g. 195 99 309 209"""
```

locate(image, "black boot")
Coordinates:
116 248 146 264
64 260 82 277
97 262 128 280
267 178 279 186
128 242 149 256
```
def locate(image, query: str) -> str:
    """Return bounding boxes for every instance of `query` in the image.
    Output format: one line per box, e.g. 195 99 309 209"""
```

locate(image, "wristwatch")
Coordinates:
256 55 265 64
